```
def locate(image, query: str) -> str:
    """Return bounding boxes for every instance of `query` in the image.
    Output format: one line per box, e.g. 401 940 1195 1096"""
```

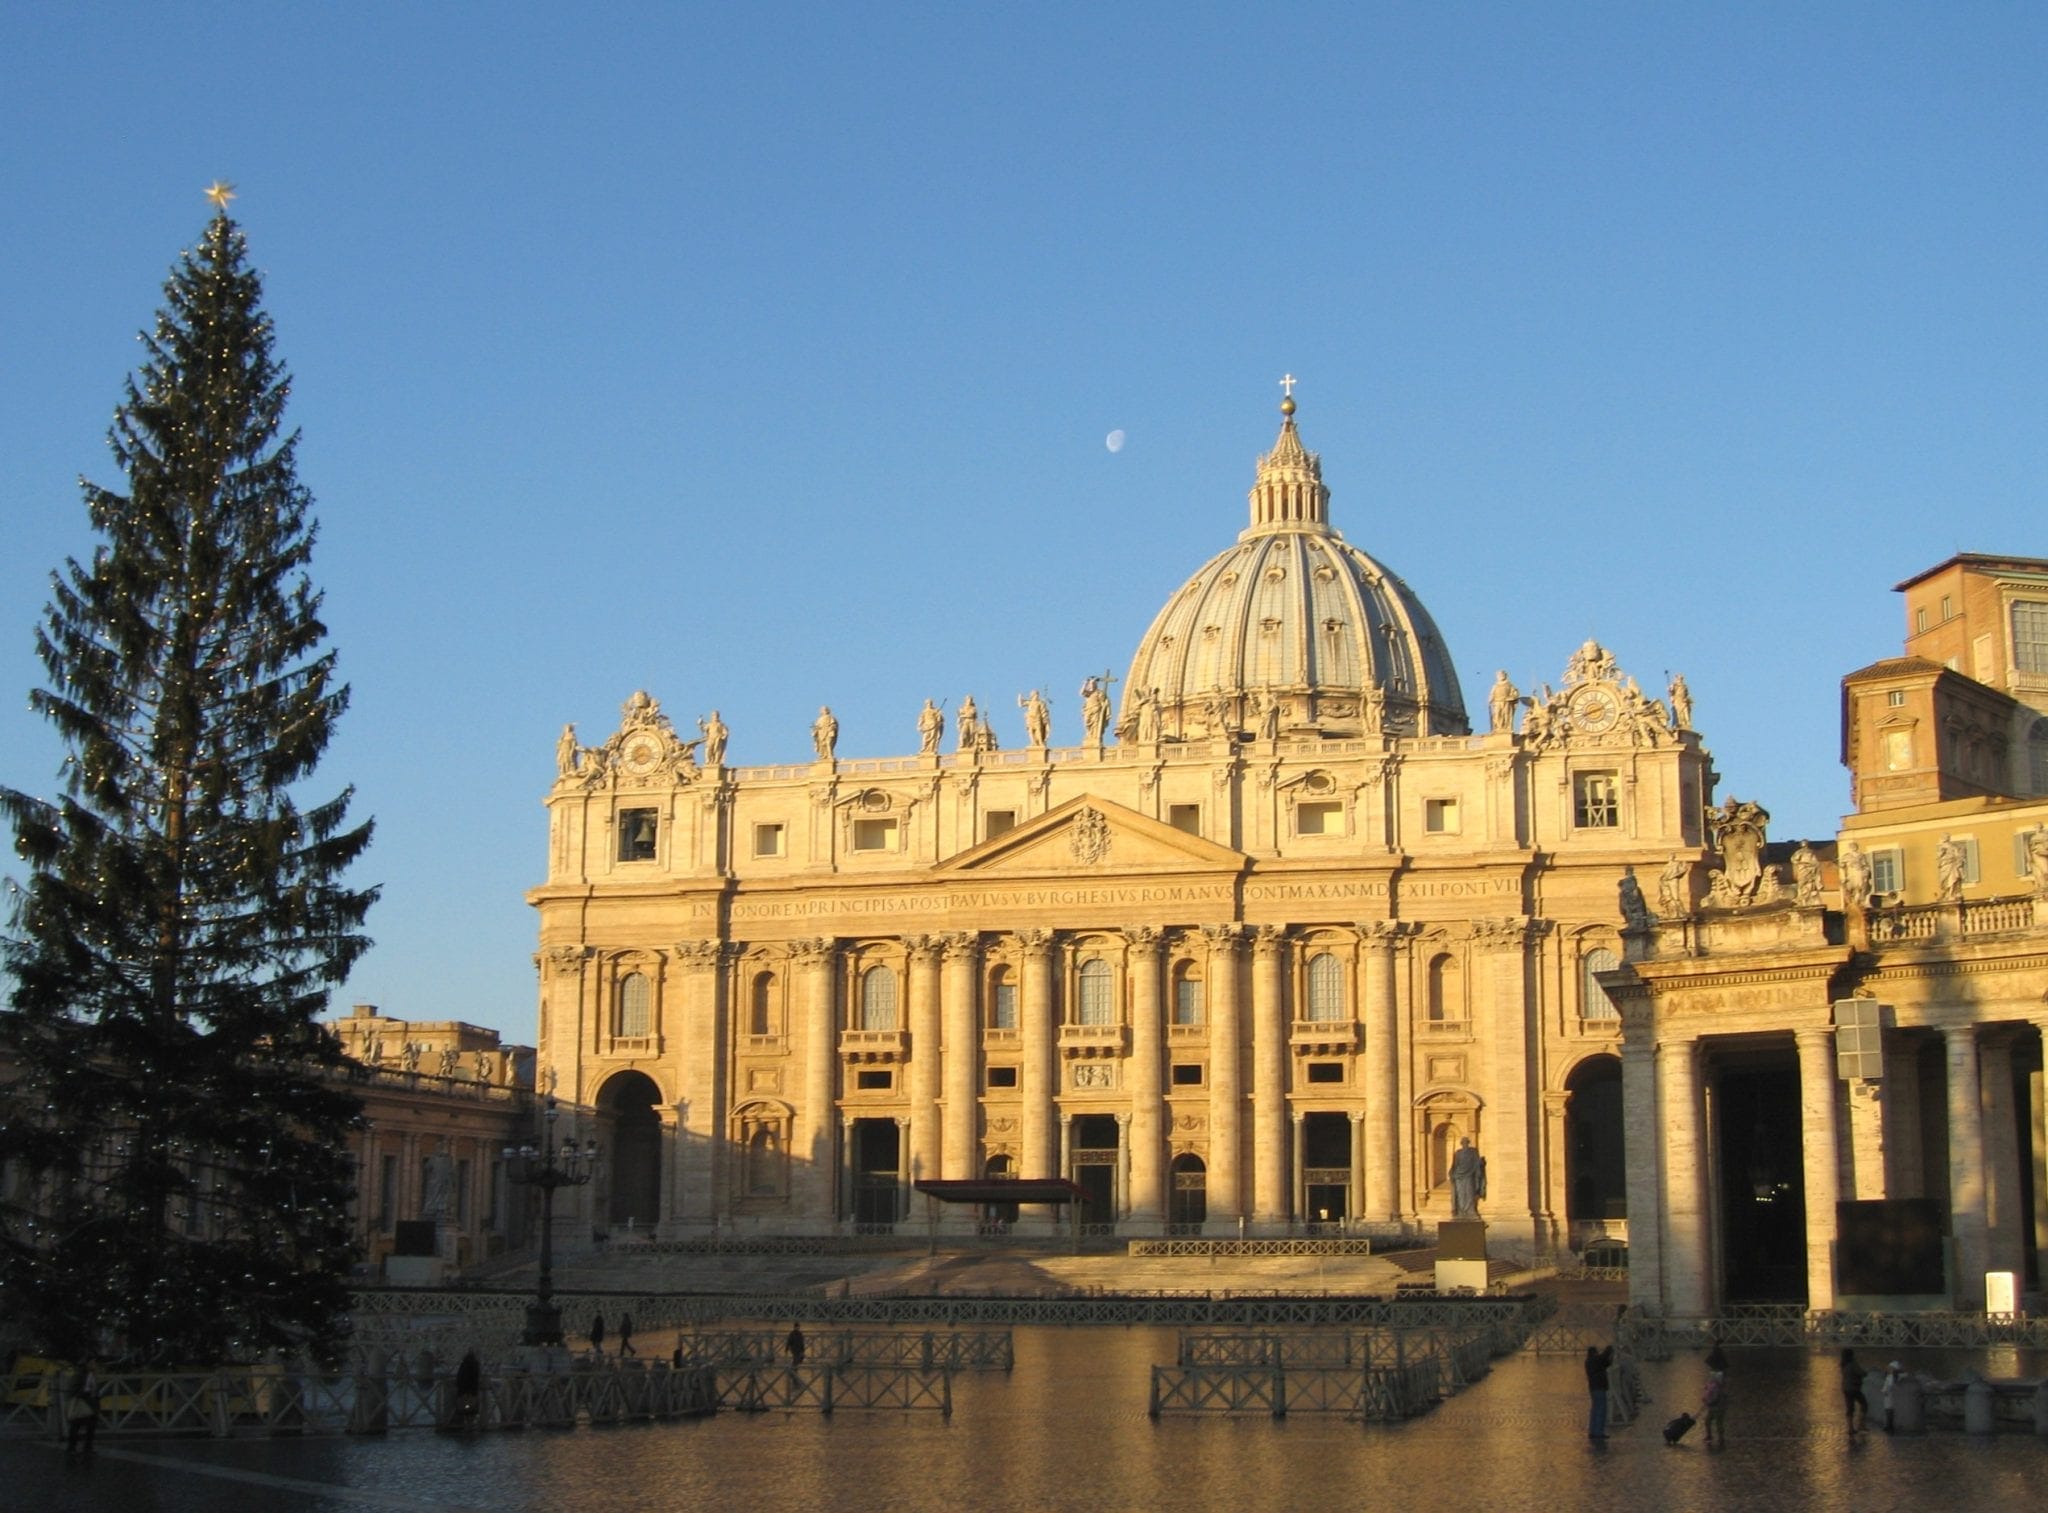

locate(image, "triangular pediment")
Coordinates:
937 794 1247 876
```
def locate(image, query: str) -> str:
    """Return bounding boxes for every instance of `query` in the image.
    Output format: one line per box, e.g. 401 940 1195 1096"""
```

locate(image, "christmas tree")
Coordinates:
0 187 375 1364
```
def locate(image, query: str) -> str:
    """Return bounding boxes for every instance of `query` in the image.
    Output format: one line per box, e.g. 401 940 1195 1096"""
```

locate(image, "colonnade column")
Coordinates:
940 933 982 1181
1201 925 1244 1227
1979 1034 2024 1284
672 939 727 1229
1794 1027 1842 1311
1656 1036 1711 1317
2033 1018 2048 1268
1018 930 1057 1217
795 937 840 1223
1360 922 1402 1223
905 937 942 1186
1945 1024 1988 1307
1250 927 1289 1229
1127 926 1165 1227
1617 1013 1666 1312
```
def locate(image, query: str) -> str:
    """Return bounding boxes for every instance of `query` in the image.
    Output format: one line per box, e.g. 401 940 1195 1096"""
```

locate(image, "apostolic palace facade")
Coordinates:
526 397 2048 1316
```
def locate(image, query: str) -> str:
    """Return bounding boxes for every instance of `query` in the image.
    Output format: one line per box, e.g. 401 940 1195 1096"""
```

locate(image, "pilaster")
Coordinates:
794 937 840 1220
1359 921 1403 1222
1945 1023 1987 1307
906 936 943 1185
940 933 982 1181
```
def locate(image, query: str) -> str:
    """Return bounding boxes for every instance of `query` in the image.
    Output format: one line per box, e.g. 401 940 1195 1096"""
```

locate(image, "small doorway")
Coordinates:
1565 1055 1626 1248
982 1154 1020 1226
1169 1153 1208 1229
598 1070 663 1230
1303 1112 1352 1223
849 1118 902 1227
1071 1114 1120 1227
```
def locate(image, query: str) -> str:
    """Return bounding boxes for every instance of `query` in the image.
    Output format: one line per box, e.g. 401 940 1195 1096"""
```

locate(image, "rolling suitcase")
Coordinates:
1663 1411 1697 1444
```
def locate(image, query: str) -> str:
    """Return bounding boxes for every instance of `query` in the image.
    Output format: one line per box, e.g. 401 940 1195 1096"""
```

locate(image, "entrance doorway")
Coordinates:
1302 1112 1352 1222
598 1071 663 1230
1717 1058 1806 1303
849 1118 902 1226
1071 1114 1119 1227
1169 1154 1207 1229
1565 1055 1626 1248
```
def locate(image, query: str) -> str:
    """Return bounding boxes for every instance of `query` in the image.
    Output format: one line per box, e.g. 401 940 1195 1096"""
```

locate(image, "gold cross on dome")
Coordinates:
204 181 237 210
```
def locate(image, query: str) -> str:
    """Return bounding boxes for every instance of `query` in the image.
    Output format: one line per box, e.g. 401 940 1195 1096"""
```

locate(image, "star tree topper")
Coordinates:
204 180 237 210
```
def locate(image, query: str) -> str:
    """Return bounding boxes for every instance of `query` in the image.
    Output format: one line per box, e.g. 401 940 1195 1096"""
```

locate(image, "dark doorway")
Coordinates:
850 1118 901 1226
1303 1112 1351 1222
598 1070 663 1229
1170 1154 1207 1229
982 1154 1020 1226
1565 1055 1627 1241
1071 1114 1119 1226
1718 1060 1806 1303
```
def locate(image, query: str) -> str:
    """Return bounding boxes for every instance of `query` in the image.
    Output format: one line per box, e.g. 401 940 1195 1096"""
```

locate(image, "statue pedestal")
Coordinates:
1435 1219 1488 1293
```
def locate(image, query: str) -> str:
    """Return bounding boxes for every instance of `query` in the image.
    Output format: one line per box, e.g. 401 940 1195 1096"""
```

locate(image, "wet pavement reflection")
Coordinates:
7 1330 2043 1512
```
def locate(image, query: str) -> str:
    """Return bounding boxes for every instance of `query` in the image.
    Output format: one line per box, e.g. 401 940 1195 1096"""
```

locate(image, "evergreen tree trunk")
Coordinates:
1 204 374 1364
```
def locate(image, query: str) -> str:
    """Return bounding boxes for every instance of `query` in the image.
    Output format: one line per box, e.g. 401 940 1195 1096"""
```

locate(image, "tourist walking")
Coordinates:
1584 1344 1614 1441
786 1322 807 1367
1881 1361 1904 1433
1702 1363 1728 1448
589 1310 607 1359
617 1312 635 1357
1838 1348 1868 1433
63 1362 100 1455
453 1349 482 1426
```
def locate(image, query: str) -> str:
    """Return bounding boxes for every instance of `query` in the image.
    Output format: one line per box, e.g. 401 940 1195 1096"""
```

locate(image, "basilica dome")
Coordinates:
1120 399 1468 742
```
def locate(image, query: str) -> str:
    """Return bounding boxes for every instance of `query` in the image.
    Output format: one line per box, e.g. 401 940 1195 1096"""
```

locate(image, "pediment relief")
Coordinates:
936 794 1246 875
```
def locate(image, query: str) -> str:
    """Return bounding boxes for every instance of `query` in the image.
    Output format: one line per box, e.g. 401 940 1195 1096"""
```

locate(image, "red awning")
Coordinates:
911 1178 1087 1206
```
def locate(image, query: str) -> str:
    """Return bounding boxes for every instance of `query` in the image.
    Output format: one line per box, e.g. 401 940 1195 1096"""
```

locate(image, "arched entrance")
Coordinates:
597 1070 663 1231
1169 1153 1207 1230
1564 1055 1626 1251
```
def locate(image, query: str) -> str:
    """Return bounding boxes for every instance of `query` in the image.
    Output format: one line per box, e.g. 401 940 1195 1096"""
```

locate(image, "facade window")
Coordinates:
1573 773 1619 829
987 1065 1019 1089
852 817 898 852
1869 848 1904 896
753 823 785 858
1883 729 1912 771
617 972 651 1038
1077 959 1114 1026
1171 1063 1203 1086
2030 718 2048 794
1954 836 1981 885
2014 600 2048 674
1427 953 1462 1023
618 807 658 861
1886 690 1906 708
1424 797 1460 834
1305 1062 1344 1084
1168 804 1201 835
855 1069 892 1090
989 969 1018 1030
750 971 776 1036
1940 594 1954 620
1914 606 1929 634
859 965 898 1030
984 810 1016 840
1297 800 1343 836
1305 951 1344 1022
1173 969 1203 1027
1581 947 1621 1021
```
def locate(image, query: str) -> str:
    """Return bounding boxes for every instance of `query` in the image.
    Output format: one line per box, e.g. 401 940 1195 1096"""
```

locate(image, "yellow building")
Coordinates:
530 397 1717 1252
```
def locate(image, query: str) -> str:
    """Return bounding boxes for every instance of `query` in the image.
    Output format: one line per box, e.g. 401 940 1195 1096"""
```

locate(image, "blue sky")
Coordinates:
5 5 2046 1042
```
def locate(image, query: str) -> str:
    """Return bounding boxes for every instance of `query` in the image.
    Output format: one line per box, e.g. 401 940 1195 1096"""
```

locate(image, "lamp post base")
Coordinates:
522 1301 564 1348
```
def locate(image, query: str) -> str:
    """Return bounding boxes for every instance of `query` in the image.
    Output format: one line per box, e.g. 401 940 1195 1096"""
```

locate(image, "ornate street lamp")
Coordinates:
504 1095 600 1347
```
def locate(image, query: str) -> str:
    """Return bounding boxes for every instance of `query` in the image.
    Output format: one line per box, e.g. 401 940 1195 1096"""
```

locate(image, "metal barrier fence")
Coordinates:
671 1330 1012 1371
1127 1239 1384 1258
719 1365 953 1416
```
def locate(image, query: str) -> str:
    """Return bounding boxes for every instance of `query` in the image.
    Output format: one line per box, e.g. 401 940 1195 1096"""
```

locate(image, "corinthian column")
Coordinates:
793 937 840 1223
941 933 982 1180
1018 929 1057 1208
905 936 942 1185
1201 924 1245 1227
1251 926 1289 1229
1359 921 1402 1223
1126 925 1166 1227
1657 1036 1711 1317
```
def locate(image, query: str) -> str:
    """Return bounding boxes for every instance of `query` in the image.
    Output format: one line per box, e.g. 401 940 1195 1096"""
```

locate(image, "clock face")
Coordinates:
620 735 663 775
1571 687 1621 735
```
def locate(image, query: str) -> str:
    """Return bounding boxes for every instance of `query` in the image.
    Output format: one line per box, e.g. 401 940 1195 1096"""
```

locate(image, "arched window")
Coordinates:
1582 948 1621 1021
988 965 1018 1029
1078 959 1114 1026
750 971 776 1037
617 972 651 1038
1305 952 1344 1022
859 965 898 1031
1172 964 1203 1027
1427 954 1461 1024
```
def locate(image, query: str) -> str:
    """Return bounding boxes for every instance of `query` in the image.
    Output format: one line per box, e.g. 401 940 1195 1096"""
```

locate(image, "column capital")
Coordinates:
1942 1021 1980 1048
903 933 943 964
1016 927 1057 956
1199 922 1246 953
787 936 838 966
940 931 981 962
1251 924 1288 958
1126 924 1165 952
1357 919 1410 947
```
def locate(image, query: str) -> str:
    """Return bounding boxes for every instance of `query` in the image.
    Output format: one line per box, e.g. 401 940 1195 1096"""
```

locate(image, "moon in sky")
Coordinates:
1105 429 1126 453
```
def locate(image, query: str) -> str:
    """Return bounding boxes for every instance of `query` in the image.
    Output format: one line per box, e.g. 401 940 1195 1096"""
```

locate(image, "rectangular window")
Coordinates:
1424 797 1460 834
617 807 658 861
1573 773 1619 829
1886 690 1906 708
1870 848 1903 896
2014 600 2048 674
1168 803 1201 835
1297 800 1343 836
986 1065 1018 1089
753 822 785 858
1173 976 1203 1027
991 981 1018 1030
1914 606 1928 634
984 810 1016 840
855 1070 893 1091
1170 1063 1203 1086
1882 729 1912 771
1833 998 1885 1080
1956 836 1981 884
852 817 898 852
1940 594 1954 620
1304 1062 1344 1085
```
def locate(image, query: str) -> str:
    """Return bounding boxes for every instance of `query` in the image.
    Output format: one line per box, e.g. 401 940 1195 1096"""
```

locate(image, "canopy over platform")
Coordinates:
912 1178 1086 1207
